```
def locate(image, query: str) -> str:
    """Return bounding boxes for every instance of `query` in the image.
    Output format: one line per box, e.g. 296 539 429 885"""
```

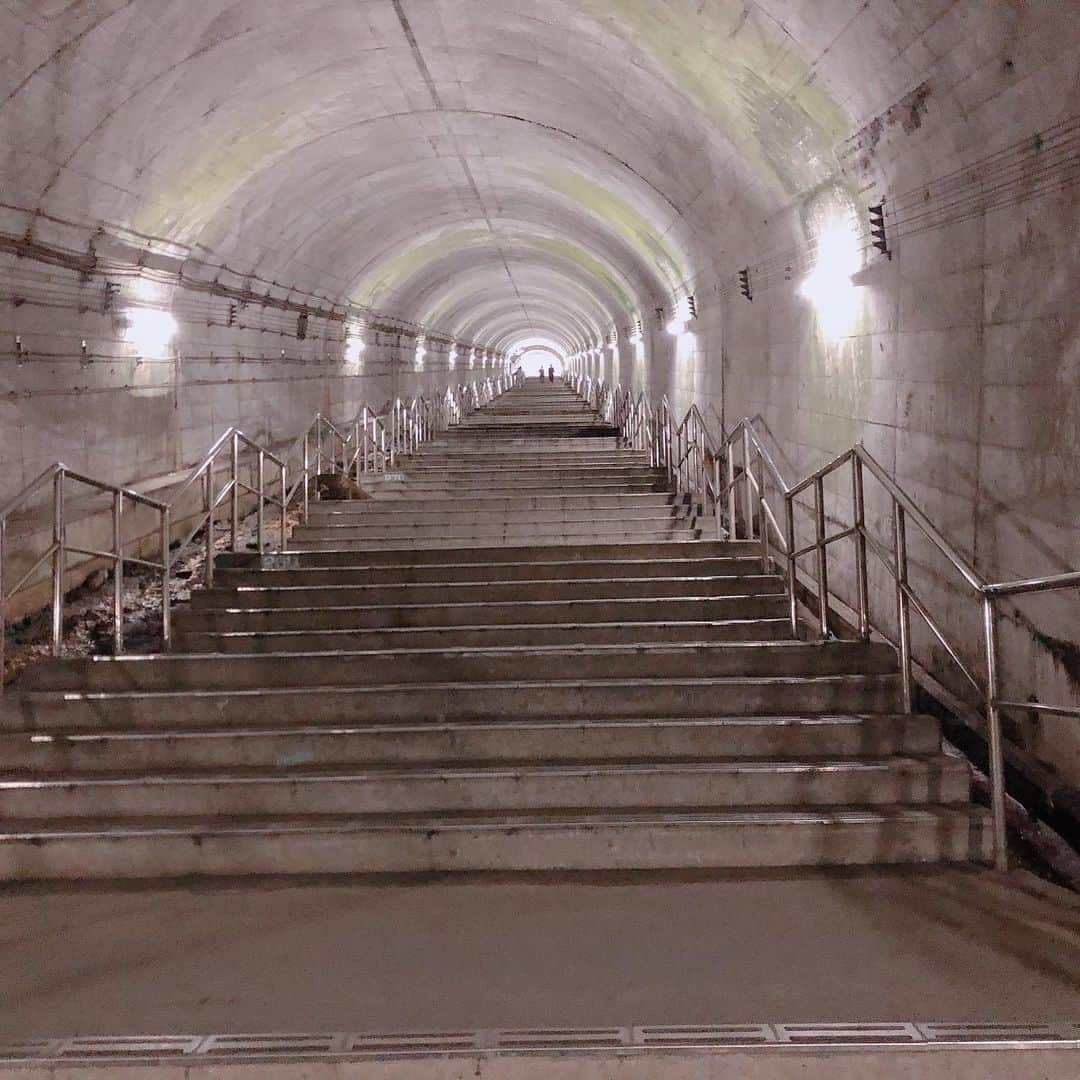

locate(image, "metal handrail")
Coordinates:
569 373 727 540
1 465 172 677
1 370 523 679
719 416 1079 874
567 366 1077 872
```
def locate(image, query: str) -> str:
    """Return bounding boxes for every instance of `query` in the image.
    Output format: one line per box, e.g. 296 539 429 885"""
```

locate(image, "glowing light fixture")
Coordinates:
799 213 863 340
666 295 696 338
448 346 459 370
125 308 178 356
345 336 366 364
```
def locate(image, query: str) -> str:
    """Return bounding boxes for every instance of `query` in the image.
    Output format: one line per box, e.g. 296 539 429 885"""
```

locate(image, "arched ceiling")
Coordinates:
2 0 934 353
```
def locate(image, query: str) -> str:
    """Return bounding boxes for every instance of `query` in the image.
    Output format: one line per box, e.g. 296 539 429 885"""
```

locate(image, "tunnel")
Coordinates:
0 2 1079 1066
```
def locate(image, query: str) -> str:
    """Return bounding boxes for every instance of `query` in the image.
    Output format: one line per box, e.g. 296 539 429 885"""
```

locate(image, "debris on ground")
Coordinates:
2 507 302 687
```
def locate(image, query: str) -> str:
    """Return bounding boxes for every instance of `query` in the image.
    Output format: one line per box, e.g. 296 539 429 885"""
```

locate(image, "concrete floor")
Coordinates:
0 869 1077 1041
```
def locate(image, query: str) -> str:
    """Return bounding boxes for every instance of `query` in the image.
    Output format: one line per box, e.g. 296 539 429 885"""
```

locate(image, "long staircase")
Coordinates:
0 378 992 878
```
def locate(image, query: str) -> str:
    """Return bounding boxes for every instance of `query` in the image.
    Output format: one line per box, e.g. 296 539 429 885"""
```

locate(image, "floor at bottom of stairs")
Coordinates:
0 868 1077 1039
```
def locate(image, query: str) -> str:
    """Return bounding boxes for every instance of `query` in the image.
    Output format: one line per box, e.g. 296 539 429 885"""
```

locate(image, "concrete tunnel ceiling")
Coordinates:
4 0 890 356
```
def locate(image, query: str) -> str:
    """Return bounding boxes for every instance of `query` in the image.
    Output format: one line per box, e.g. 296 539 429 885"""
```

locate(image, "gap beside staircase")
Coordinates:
0 378 992 879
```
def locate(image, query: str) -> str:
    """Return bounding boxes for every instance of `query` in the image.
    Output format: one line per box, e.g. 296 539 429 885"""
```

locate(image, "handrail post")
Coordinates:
256 450 265 553
230 432 240 550
982 594 1009 871
756 452 769 573
714 453 722 540
784 494 798 638
203 467 215 589
112 490 124 655
279 462 288 550
852 455 871 640
814 476 829 638
362 408 370 475
742 427 754 544
160 508 172 651
51 468 65 656
727 437 737 539
893 503 913 713
0 519 6 692
302 431 311 522
353 420 362 482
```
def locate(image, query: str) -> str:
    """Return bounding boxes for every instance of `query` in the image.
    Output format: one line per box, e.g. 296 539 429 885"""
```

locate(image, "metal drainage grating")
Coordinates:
0 1022 1075 1066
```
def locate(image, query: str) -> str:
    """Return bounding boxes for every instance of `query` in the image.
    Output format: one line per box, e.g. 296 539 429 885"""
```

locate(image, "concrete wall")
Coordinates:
676 12 1080 788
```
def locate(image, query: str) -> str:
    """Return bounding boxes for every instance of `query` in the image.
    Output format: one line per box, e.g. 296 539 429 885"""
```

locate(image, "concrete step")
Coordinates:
300 507 686 529
21 641 899 694
3 674 905 733
428 437 620 450
287 530 703 550
173 619 793 653
307 505 682 527
308 495 677 516
401 466 661 481
172 595 791 633
217 539 761 569
214 555 769 586
2 715 942 773
290 520 691 544
0 805 992 879
189 575 786 609
0 755 971 818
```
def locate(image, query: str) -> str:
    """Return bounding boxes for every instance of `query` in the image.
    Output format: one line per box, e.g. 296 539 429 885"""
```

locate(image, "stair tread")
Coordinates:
0 804 990 839
0 755 965 786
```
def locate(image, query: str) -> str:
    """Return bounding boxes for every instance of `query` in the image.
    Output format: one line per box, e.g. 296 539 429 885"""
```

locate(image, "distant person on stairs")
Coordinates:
548 365 555 382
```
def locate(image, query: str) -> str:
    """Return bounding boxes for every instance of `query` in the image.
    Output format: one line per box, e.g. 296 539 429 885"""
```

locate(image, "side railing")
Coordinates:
570 373 727 540
1 371 521 677
723 416 1080 874
0 466 172 673
567 372 1079 871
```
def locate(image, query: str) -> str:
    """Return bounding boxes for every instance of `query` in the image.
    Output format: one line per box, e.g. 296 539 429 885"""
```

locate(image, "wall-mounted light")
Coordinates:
666 295 696 337
125 309 179 357
799 212 863 340
345 336 366 364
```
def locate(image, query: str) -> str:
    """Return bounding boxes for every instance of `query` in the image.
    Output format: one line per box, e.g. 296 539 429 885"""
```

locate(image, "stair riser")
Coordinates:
190 577 785 608
0 764 970 818
218 540 759 568
173 597 791 631
6 677 904 733
287 532 702 550
4 716 941 773
304 508 682 527
214 557 768 586
308 497 676 517
290 528 697 546
293 517 688 538
0 814 992 880
24 643 898 693
173 621 792 653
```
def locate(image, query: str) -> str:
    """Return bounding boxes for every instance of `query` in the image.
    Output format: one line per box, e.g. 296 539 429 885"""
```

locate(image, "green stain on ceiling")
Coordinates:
532 169 685 287
352 226 639 318
577 0 851 198
515 234 636 311
351 228 491 306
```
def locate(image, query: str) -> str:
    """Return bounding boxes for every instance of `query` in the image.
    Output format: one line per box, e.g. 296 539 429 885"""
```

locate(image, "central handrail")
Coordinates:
567 371 1078 873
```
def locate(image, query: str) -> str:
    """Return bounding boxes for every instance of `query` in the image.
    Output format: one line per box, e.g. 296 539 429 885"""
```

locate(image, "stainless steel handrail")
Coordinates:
1 465 172 676
720 417 1079 873
1 370 523 679
567 367 1077 872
